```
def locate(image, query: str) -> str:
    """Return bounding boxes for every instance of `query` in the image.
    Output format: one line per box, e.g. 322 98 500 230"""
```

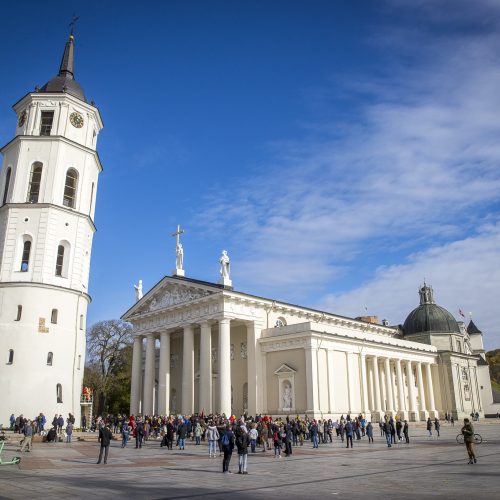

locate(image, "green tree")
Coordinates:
84 319 133 415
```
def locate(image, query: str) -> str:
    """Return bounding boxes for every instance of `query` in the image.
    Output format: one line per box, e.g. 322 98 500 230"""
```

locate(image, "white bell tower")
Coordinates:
0 33 103 426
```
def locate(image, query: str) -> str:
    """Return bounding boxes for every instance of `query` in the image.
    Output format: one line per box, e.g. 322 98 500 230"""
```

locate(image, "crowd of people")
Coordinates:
7 410 479 468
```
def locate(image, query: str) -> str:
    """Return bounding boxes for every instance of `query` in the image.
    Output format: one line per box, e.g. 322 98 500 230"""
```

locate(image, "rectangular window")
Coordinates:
51 309 58 324
40 111 54 136
15 305 22 321
55 245 64 277
79 314 84 330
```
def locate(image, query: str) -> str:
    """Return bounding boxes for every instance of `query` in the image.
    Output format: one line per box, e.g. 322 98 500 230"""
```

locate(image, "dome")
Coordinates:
402 284 460 336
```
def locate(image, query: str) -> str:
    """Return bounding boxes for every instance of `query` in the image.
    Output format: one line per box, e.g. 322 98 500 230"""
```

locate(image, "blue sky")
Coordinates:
1 1 500 348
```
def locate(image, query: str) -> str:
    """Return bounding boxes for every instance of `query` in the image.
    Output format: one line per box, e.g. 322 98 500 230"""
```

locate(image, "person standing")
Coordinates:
194 422 202 445
97 424 113 464
177 419 187 450
66 422 74 443
396 419 403 442
403 420 410 444
206 420 219 458
461 418 477 464
135 418 144 449
20 420 33 452
81 414 87 432
345 420 354 449
384 420 392 447
273 426 282 458
249 424 258 453
121 424 130 448
434 418 440 437
221 424 235 473
366 422 374 443
235 426 249 474
450 415 455 426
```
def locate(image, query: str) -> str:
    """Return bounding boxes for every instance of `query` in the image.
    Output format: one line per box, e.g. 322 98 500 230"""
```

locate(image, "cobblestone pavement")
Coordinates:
0 421 499 499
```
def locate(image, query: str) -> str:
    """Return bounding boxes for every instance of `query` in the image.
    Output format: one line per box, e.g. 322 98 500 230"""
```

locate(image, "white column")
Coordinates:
395 359 406 417
384 358 394 414
406 360 418 420
360 353 369 415
130 335 143 415
199 322 212 414
218 318 232 416
327 350 335 413
158 330 171 415
143 333 156 415
345 352 353 413
378 360 386 411
246 321 258 416
305 345 319 416
371 356 381 414
182 325 194 415
416 361 428 418
425 363 436 415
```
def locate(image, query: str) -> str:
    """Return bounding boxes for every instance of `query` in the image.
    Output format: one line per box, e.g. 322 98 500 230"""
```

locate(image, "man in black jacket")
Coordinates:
97 425 113 464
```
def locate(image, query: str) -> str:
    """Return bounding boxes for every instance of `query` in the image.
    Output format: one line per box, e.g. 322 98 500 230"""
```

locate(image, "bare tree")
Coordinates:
86 319 133 415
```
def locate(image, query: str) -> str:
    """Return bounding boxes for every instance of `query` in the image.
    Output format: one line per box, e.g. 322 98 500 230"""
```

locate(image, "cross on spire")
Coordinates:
69 14 79 36
172 224 184 247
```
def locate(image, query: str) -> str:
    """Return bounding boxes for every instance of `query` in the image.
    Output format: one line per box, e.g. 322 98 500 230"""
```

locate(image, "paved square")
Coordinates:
0 421 499 499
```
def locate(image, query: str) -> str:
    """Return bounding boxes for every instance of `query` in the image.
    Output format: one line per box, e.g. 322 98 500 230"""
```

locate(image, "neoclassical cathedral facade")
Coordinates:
123 273 494 421
0 35 102 425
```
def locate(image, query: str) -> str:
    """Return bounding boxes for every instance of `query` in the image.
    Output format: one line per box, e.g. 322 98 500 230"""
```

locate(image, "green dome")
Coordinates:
402 284 460 336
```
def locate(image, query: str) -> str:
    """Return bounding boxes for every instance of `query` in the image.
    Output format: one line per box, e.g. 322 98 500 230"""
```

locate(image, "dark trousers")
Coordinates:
135 434 143 448
346 435 353 448
97 445 109 464
285 441 292 455
368 435 373 443
222 449 232 472
404 432 409 443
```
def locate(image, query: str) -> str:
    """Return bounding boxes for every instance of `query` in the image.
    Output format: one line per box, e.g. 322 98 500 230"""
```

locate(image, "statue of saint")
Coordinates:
134 279 143 301
282 381 293 409
219 250 230 279
176 242 184 270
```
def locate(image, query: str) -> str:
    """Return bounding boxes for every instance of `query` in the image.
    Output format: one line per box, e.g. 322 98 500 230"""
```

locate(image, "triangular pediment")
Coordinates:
274 363 296 375
123 276 220 319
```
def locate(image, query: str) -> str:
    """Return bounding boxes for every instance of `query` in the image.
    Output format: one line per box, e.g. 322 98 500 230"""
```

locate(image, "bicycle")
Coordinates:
456 433 482 444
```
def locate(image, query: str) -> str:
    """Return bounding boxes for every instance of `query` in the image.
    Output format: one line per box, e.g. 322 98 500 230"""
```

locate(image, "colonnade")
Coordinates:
129 319 259 417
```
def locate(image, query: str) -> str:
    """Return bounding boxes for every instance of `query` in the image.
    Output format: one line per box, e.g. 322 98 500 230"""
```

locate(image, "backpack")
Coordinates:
221 433 230 446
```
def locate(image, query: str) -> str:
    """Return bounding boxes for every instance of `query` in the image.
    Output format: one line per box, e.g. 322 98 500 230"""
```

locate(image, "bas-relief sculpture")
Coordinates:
148 285 211 312
240 342 247 359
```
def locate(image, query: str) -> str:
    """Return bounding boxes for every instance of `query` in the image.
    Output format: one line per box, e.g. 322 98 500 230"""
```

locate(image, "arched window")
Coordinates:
27 162 43 203
20 240 31 272
51 309 58 324
55 245 65 276
2 167 11 205
275 317 287 328
47 352 53 366
63 168 78 208
7 349 14 364
56 383 63 403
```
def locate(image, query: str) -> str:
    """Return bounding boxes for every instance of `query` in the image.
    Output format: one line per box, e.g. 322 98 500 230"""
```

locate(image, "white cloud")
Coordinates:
195 2 500 347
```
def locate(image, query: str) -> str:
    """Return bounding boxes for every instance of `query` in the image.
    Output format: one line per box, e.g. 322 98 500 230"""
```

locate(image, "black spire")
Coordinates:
467 319 482 335
58 35 75 80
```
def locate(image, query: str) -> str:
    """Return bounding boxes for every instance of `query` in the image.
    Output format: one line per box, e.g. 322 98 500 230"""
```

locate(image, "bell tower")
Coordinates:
0 33 103 425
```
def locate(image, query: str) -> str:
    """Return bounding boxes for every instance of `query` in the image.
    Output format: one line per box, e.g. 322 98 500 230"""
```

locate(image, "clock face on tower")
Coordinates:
69 112 84 128
18 111 27 127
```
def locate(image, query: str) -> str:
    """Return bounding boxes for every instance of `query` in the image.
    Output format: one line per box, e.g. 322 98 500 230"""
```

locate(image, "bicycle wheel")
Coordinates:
456 434 464 444
474 434 482 444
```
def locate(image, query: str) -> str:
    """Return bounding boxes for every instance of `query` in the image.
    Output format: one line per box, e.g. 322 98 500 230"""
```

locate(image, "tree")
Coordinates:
85 319 133 415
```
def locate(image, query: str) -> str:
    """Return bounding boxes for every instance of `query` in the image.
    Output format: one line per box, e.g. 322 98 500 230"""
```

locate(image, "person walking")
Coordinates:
461 418 477 464
396 419 403 442
426 417 433 436
384 420 392 447
177 419 187 450
366 422 374 443
121 424 130 448
20 420 33 452
97 424 113 464
66 422 74 443
235 426 249 474
272 426 282 458
310 420 319 448
135 418 145 449
221 424 235 473
194 422 202 445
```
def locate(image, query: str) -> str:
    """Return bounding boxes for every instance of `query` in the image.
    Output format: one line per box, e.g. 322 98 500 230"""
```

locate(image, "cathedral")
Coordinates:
123 254 495 421
0 34 102 425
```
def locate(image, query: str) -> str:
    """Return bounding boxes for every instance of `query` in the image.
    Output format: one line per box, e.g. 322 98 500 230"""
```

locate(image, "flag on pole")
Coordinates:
459 308 465 318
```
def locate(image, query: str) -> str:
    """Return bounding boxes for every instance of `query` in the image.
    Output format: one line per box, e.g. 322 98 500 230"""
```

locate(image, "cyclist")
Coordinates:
461 418 477 464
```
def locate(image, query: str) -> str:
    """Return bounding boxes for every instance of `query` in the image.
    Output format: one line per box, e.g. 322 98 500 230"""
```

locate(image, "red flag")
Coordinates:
459 308 465 318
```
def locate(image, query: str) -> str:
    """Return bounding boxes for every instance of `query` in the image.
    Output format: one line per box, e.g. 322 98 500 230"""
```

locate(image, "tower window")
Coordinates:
20 240 31 272
47 352 53 366
27 162 43 203
63 168 78 208
7 349 14 364
40 111 54 136
56 383 63 403
2 167 11 205
15 305 22 321
77 354 81 370
51 309 58 324
55 245 65 276
79 314 84 330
